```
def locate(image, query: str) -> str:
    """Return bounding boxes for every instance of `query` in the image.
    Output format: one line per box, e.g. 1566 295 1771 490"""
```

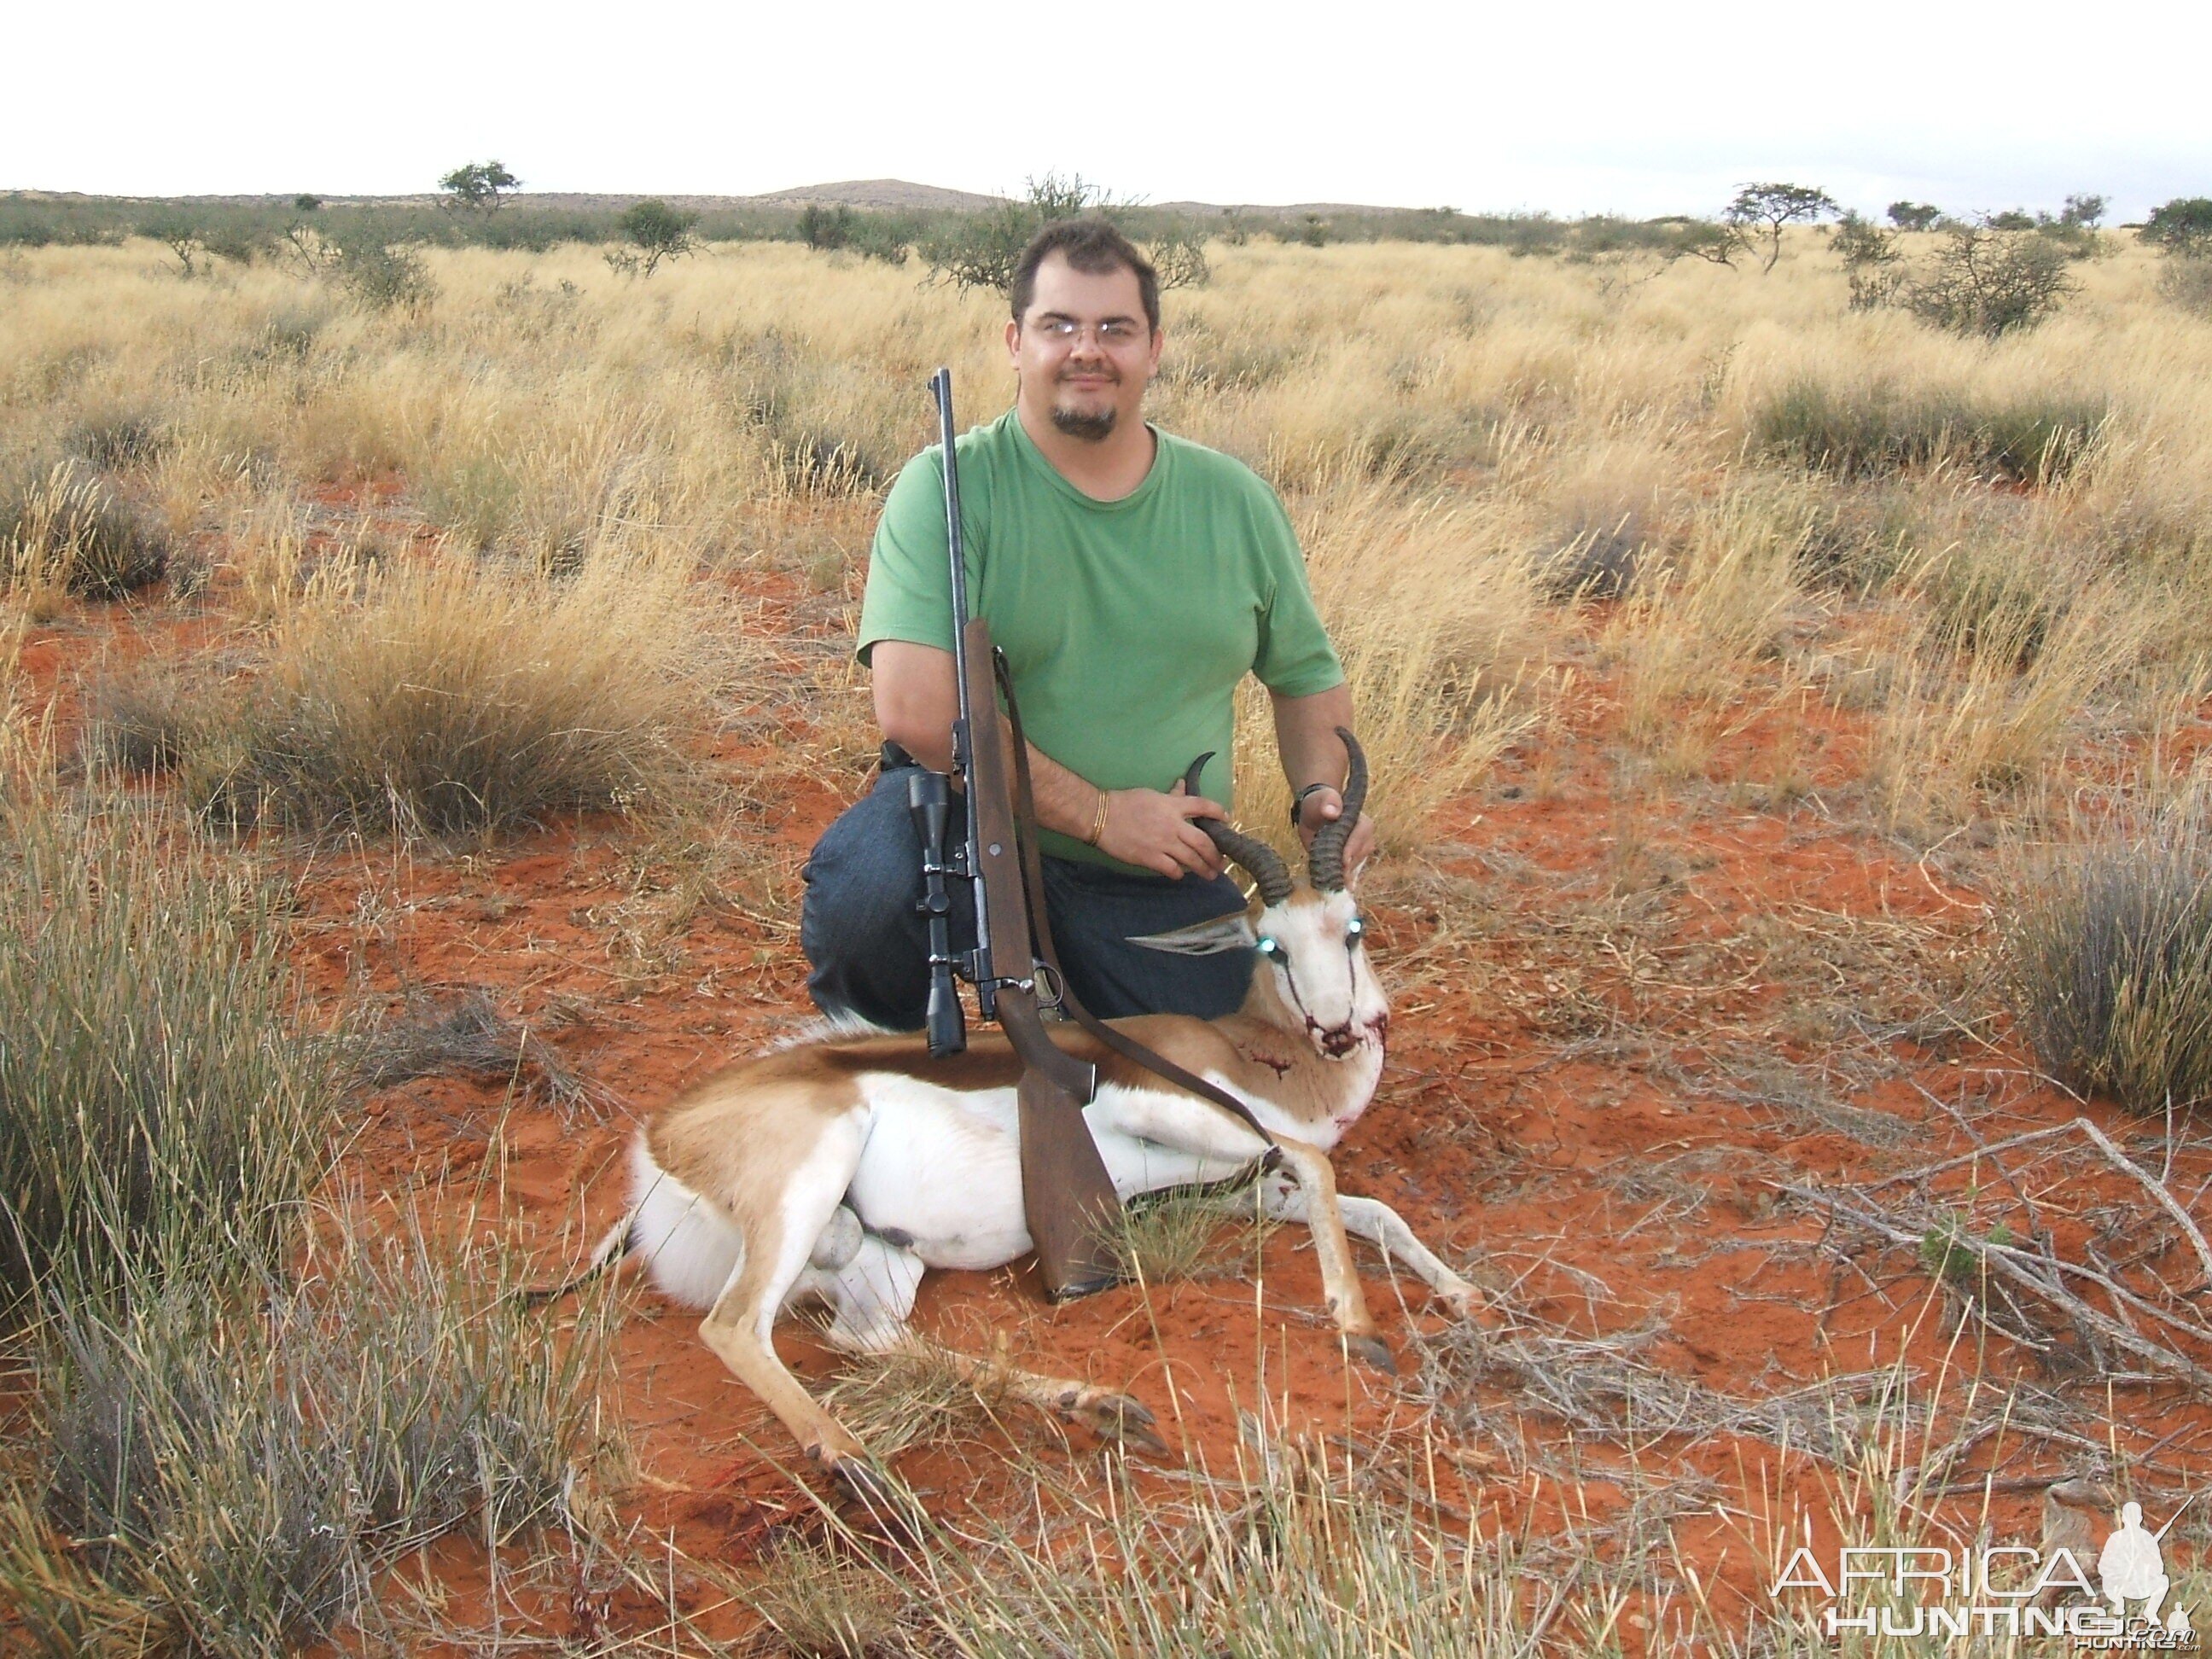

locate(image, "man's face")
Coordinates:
1005 253 1162 443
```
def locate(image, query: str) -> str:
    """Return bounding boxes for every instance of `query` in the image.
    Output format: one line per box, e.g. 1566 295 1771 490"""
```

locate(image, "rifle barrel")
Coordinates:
929 368 993 1009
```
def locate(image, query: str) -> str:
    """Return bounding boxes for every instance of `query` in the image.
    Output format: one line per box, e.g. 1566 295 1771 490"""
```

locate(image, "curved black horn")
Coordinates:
1180 752 1294 906
1307 728 1368 892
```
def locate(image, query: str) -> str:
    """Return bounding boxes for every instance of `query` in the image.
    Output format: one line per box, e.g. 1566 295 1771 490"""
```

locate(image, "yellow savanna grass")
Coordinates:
3 235 2211 847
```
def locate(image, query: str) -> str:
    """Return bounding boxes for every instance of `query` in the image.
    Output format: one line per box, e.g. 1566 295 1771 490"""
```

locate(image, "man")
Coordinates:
800 218 1375 1027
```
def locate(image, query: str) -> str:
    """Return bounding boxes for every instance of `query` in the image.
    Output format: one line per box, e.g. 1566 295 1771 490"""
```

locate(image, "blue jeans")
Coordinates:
800 751 1254 1027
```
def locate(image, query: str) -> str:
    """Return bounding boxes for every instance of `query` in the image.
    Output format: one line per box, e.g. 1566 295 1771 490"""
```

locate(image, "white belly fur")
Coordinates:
629 1061 1331 1300
627 1137 746 1311
841 1071 1280 1271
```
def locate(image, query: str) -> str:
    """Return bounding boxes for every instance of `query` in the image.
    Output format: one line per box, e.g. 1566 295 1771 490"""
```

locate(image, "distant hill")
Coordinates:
3 180 1007 213
3 181 1444 219
749 179 1006 212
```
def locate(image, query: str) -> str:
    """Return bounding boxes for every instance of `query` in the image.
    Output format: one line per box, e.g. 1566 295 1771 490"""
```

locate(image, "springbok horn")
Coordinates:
1306 728 1368 892
1180 752 1294 906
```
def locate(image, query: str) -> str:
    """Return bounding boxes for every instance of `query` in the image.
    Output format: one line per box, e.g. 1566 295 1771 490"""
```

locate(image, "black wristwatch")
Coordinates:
1290 783 1330 828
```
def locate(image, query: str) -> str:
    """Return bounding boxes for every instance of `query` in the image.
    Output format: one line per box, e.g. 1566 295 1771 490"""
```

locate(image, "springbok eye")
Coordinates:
1256 936 1283 959
1345 918 1365 947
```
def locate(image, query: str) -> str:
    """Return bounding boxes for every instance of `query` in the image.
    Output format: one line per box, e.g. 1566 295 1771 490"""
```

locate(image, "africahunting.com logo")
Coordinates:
1772 1500 2197 1647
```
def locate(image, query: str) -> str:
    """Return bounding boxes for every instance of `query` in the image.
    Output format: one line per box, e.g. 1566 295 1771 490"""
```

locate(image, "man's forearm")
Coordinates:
871 641 1221 870
891 713 1102 842
1271 684 1357 795
1017 725 1109 843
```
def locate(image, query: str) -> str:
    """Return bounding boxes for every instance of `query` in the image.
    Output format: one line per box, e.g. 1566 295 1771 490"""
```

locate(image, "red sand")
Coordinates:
15 555 2211 1650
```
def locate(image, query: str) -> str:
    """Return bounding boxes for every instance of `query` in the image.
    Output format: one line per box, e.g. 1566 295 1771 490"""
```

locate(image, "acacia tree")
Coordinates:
2144 198 2212 257
1888 201 1942 232
439 160 520 213
611 198 700 277
2059 194 2108 230
1726 182 1839 271
1833 212 1903 310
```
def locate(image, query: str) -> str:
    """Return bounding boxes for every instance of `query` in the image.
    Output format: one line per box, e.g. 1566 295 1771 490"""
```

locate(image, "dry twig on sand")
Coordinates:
355 986 594 1112
1783 1182 2212 1397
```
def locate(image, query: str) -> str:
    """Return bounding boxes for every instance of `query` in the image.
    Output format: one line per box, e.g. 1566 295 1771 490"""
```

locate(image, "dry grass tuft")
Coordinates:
818 1342 1024 1460
3 461 169 618
191 548 727 840
2002 807 2212 1113
2 1217 620 1656
78 653 210 776
1113 1180 1278 1284
0 781 335 1301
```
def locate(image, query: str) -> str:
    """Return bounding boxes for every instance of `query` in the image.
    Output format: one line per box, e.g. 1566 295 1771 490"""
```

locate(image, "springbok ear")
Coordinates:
1126 913 1259 957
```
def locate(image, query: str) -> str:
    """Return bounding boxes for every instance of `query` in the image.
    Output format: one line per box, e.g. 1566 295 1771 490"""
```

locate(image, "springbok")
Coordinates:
591 735 1479 1505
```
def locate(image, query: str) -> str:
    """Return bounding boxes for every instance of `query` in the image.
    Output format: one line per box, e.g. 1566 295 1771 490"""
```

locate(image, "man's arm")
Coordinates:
872 640 1226 880
1271 684 1380 876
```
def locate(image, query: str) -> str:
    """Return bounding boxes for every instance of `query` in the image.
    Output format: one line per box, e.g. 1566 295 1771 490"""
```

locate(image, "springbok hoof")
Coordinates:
1057 1387 1170 1457
1441 1283 1486 1322
1346 1333 1398 1376
830 1458 921 1535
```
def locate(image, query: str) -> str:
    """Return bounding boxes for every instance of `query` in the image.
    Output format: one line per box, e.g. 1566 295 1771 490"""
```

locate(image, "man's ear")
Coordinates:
1126 913 1257 957
1004 317 1021 367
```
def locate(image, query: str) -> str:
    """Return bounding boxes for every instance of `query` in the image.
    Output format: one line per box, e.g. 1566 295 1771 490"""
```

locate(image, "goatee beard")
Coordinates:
1051 404 1118 442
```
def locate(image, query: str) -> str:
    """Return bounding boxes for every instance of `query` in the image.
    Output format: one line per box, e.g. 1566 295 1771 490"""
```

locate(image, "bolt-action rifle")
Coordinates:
906 368 1125 1301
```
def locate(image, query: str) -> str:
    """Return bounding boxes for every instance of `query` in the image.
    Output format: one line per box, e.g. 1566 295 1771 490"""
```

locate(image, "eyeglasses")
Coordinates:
1027 317 1149 346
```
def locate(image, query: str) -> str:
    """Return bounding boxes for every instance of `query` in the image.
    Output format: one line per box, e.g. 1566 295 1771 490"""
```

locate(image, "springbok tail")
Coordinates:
517 1211 636 1307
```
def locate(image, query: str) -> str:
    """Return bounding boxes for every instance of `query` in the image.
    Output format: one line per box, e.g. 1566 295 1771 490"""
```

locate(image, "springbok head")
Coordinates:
1132 728 1387 1060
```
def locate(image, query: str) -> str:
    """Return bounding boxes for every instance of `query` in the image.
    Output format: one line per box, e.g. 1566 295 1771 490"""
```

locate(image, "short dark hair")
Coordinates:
1009 218 1160 335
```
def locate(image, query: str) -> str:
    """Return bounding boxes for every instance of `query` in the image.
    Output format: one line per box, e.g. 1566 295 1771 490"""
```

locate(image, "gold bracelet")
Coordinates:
1086 788 1111 847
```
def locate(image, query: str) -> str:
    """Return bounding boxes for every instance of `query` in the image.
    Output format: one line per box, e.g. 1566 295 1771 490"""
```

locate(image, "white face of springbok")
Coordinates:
1249 886 1388 1059
1137 731 1387 1062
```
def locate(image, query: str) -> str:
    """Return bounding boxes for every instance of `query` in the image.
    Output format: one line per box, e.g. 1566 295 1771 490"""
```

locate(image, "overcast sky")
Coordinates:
9 0 2207 221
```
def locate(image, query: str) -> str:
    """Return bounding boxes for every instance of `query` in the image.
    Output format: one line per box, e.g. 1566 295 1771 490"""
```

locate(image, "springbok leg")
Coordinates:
1263 1138 1394 1373
811 1235 1166 1455
692 1138 898 1511
1258 1169 1483 1318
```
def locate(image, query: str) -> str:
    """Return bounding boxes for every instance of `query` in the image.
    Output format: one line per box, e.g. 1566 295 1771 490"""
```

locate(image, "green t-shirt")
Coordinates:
858 409 1343 869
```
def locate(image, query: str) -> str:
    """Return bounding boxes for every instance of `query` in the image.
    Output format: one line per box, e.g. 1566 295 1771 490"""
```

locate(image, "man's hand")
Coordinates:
1294 787 1379 879
1097 779 1228 880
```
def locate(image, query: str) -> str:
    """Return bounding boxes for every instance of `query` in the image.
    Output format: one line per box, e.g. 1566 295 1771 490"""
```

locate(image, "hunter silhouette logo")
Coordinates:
2100 1502 2192 1636
1770 1495 2197 1645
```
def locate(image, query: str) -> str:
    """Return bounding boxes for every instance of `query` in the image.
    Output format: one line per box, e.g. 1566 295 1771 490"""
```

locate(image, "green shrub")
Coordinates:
798 202 856 250
2143 197 2212 258
1832 212 1903 311
922 172 1123 293
1149 227 1211 289
610 198 699 277
0 791 336 1302
1905 223 2073 336
2002 814 2212 1114
1751 378 2104 481
329 219 436 311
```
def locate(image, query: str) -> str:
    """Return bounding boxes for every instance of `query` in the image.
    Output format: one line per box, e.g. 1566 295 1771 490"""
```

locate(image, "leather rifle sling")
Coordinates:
993 651 1284 1168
